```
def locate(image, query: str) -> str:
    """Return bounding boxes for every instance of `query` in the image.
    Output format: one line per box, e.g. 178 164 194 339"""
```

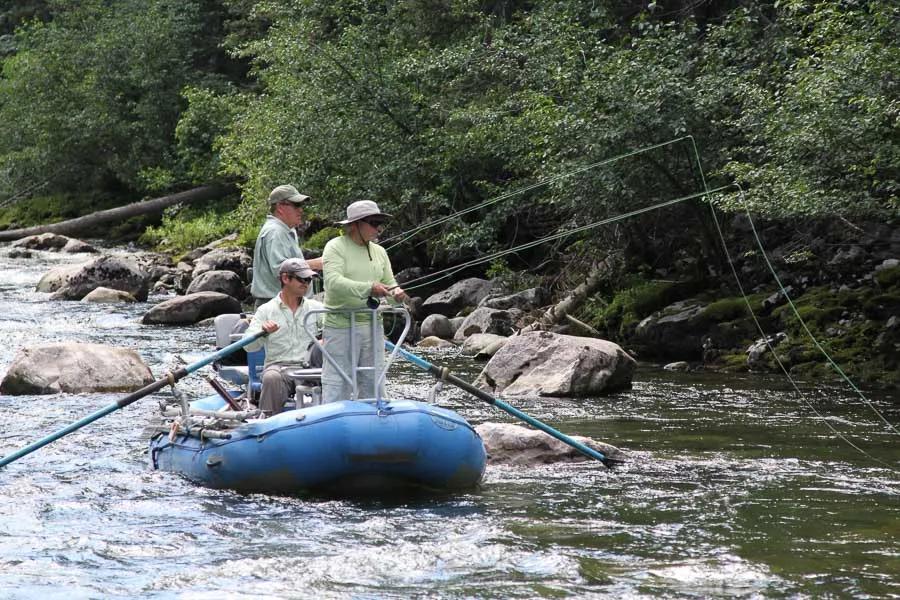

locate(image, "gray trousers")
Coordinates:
258 363 305 415
321 323 385 403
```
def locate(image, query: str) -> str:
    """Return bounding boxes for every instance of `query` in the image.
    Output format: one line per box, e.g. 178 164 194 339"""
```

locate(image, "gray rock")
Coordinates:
36 263 85 293
420 314 454 339
186 269 245 299
475 422 624 465
10 233 71 251
449 316 466 337
422 278 494 317
663 361 690 372
192 248 252 281
50 255 150 301
453 307 516 340
61 239 99 253
416 336 456 349
460 333 507 356
142 291 242 325
480 287 547 311
746 332 788 370
475 331 636 396
81 287 137 303
0 343 154 395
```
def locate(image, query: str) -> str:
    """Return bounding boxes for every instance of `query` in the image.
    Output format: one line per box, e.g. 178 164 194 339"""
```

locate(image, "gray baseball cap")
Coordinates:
268 184 310 205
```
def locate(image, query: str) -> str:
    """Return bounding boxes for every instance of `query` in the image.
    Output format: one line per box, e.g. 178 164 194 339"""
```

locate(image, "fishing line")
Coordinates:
382 136 697 251
395 185 733 294
683 136 899 469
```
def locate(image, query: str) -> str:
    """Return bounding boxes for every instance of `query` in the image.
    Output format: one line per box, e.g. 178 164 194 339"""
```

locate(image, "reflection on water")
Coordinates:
0 245 898 598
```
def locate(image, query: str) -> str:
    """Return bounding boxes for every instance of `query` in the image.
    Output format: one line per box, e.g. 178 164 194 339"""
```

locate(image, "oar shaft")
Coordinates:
386 341 612 467
0 331 266 469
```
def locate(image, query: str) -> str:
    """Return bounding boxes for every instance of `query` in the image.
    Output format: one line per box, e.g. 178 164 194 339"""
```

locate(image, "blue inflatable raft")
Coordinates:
149 394 486 495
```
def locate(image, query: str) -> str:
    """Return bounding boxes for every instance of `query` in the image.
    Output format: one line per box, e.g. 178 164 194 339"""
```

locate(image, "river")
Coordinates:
1 245 897 599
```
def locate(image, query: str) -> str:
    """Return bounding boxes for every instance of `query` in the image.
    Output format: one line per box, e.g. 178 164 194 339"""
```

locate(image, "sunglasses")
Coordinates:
361 218 386 228
287 274 312 283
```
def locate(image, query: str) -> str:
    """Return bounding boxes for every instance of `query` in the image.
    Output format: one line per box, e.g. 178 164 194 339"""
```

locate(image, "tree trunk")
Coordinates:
519 252 622 335
0 184 236 242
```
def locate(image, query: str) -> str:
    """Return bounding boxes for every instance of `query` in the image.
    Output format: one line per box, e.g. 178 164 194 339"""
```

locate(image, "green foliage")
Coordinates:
483 257 541 293
585 278 682 337
0 192 118 229
0 0 896 266
713 2 899 217
305 226 342 252
0 0 244 201
140 200 241 255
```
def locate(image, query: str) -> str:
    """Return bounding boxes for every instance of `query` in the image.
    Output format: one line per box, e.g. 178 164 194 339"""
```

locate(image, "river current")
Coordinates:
0 245 897 599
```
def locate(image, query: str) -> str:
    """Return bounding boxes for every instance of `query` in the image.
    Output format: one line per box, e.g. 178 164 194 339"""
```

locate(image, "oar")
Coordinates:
0 331 267 469
386 341 620 468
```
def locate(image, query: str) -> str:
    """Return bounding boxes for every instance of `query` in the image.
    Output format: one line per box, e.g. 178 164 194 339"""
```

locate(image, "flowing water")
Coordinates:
1 246 897 599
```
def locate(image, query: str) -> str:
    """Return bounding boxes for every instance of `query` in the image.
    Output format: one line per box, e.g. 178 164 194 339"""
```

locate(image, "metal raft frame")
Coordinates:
302 305 411 409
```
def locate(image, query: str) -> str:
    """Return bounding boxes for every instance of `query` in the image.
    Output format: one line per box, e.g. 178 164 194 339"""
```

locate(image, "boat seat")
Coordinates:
214 313 242 348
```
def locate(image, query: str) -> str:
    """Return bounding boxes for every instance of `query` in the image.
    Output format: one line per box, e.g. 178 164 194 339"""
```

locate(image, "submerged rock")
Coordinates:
476 422 624 465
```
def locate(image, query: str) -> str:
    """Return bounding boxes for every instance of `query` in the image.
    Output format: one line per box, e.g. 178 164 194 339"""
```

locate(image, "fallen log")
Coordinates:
0 184 236 242
518 252 622 335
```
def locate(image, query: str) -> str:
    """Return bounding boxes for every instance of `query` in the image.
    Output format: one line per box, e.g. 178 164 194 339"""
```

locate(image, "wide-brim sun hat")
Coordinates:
268 184 310 205
335 200 392 225
278 258 317 279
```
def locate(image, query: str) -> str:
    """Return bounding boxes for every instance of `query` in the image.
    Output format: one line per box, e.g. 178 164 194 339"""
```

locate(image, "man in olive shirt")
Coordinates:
244 258 323 415
250 184 323 308
321 200 408 403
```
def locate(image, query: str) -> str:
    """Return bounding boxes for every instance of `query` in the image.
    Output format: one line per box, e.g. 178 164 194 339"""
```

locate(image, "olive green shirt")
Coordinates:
323 235 397 328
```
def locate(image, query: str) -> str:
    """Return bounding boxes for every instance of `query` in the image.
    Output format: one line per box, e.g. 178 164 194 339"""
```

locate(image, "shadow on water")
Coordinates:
1 246 898 598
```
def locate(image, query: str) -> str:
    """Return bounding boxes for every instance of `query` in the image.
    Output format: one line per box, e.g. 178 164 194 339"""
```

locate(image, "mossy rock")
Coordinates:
702 297 752 321
862 293 900 320
874 265 900 289
586 278 700 337
717 351 749 372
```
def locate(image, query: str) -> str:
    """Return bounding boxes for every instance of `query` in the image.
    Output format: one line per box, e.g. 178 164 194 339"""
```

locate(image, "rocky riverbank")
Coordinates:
6 213 899 391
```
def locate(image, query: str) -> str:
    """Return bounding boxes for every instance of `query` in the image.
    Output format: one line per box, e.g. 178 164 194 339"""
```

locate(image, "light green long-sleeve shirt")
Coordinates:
244 294 324 366
250 215 308 300
323 235 397 328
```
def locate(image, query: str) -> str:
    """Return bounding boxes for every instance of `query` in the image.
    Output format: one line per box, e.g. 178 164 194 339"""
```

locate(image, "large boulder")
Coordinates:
475 331 636 396
185 269 246 299
141 291 242 325
0 343 154 395
36 263 85 293
422 278 494 317
475 422 623 465
49 255 150 301
633 300 707 359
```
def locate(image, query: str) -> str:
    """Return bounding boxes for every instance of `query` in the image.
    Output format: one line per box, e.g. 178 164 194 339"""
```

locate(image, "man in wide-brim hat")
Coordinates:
321 200 408 402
